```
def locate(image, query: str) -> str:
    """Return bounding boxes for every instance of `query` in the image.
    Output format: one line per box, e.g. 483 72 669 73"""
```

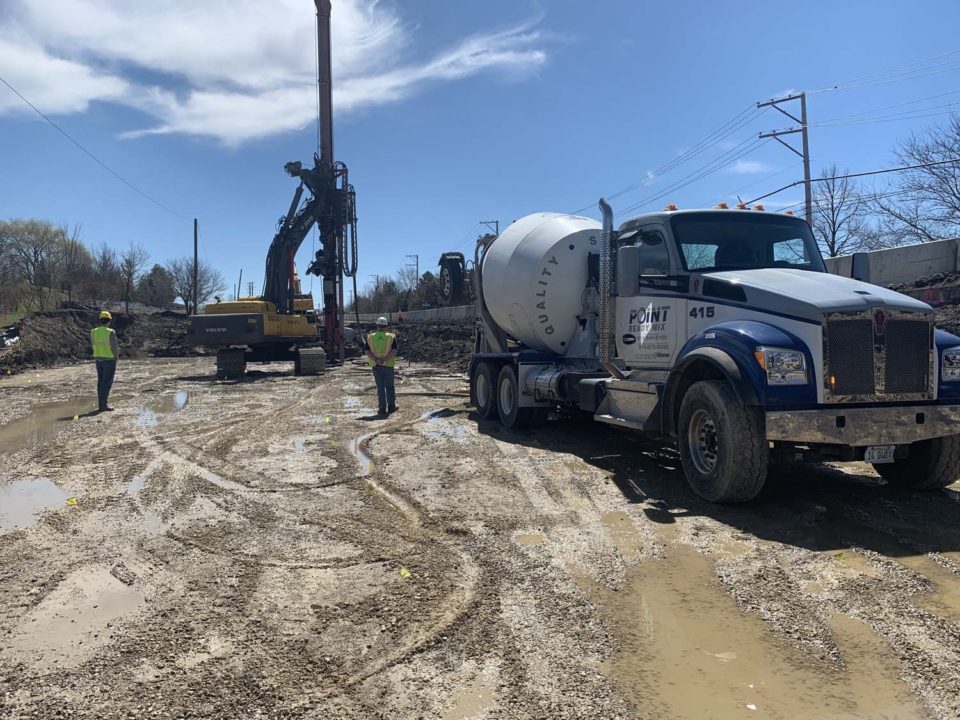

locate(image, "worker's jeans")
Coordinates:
372 365 396 412
96 359 116 410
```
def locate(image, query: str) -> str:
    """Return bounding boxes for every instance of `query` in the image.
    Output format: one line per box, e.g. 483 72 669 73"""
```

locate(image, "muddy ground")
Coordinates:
1 358 960 719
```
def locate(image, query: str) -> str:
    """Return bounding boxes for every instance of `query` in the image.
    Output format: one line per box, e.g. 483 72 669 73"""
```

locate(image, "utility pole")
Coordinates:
405 254 419 284
192 218 198 315
480 220 499 237
757 92 812 225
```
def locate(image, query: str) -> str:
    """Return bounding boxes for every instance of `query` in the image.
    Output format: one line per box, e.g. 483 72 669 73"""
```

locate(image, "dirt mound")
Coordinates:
889 271 960 292
356 322 474 371
0 309 198 372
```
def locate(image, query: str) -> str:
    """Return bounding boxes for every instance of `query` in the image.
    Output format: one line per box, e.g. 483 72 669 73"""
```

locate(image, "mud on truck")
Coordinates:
467 200 960 502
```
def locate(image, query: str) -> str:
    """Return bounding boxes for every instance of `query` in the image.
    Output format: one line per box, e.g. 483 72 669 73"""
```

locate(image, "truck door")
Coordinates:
616 226 688 369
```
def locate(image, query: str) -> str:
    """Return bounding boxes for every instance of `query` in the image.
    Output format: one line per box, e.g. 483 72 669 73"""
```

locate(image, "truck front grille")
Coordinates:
823 310 933 402
825 319 874 395
885 319 932 394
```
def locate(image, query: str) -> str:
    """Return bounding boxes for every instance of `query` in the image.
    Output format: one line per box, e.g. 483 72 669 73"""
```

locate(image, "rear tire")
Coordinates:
438 261 464 306
496 365 540 429
873 435 960 489
677 380 767 502
471 361 499 420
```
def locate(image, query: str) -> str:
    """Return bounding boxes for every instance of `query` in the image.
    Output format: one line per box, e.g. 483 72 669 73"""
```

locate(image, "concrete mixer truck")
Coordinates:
468 200 960 502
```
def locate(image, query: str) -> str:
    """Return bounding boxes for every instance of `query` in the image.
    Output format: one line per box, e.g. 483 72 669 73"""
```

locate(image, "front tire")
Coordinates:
471 362 499 420
873 435 960 489
677 380 767 502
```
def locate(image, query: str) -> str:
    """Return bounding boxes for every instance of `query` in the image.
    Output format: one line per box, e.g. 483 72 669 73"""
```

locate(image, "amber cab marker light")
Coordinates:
736 203 748 209
664 203 679 211
715 202 729 209
753 204 765 211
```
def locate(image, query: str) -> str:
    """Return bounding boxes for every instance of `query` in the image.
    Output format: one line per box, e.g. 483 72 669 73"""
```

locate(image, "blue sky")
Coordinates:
2 0 960 302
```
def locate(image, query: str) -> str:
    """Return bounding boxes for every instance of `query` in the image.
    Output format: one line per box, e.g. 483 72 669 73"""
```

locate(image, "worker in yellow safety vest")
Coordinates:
365 316 398 415
91 310 119 412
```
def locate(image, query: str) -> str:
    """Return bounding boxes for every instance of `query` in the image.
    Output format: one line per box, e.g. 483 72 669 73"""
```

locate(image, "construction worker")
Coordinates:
91 310 119 412
366 316 398 415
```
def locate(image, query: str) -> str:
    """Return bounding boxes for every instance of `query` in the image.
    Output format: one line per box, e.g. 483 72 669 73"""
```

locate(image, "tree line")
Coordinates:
0 220 225 316
349 265 444 314
812 115 960 256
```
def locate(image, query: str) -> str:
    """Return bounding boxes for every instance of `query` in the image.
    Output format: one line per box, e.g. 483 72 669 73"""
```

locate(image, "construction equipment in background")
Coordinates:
187 0 357 379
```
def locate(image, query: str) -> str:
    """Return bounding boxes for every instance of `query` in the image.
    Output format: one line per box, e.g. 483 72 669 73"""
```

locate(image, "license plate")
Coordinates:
864 445 896 463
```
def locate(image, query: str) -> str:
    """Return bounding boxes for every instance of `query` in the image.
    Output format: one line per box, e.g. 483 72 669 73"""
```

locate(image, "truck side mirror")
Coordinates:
618 245 640 297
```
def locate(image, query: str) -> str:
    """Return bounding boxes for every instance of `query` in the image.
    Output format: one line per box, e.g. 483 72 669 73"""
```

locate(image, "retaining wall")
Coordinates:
825 237 960 286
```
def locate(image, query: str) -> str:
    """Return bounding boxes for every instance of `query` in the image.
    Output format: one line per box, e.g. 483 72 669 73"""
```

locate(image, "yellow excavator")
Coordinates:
187 0 357 379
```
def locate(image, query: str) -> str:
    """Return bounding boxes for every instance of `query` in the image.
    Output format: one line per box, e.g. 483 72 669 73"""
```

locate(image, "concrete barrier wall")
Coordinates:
353 305 476 325
826 237 960 286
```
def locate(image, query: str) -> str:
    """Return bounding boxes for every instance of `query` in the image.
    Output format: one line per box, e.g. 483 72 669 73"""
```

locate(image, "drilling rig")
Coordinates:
188 0 358 379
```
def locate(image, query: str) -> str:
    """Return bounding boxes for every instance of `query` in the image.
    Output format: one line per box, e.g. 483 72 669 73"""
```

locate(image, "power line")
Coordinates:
710 160 803 206
616 137 767 217
808 49 960 93
0 71 191 222
744 157 960 205
572 104 765 214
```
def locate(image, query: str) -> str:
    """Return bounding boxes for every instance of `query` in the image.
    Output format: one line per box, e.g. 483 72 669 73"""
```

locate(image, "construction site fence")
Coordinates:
352 305 476 325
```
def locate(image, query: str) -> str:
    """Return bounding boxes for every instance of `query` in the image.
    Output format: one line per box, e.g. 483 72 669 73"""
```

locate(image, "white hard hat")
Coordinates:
376 316 388 327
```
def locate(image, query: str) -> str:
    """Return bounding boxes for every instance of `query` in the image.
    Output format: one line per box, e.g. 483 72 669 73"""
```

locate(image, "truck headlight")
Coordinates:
942 347 960 380
754 346 808 385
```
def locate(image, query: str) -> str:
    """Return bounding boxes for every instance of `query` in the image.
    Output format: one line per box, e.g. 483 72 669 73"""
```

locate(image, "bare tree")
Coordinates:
86 242 121 305
811 163 868 257
119 243 150 314
1 219 63 310
56 225 92 304
166 257 225 314
395 265 419 293
876 114 960 243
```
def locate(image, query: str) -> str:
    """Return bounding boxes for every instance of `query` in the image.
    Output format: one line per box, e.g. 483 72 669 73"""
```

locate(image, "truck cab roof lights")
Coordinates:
753 204 765 211
664 203 679 211
784 210 795 215
715 202 729 209
736 203 748 209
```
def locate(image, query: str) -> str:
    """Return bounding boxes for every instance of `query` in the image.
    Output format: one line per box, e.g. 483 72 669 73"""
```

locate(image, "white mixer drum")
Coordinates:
481 213 602 355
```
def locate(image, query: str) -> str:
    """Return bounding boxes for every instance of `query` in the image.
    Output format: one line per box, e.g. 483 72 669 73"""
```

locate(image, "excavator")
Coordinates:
188 0 358 379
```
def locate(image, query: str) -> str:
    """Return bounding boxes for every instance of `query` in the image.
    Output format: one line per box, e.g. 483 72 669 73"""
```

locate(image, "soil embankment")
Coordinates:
0 309 196 373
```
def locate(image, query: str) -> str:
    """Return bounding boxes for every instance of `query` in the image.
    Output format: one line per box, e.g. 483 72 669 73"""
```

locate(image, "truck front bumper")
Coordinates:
765 405 960 445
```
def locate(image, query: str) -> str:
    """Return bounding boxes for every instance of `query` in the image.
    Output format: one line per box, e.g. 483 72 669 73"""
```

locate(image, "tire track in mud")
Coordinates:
283 403 483 706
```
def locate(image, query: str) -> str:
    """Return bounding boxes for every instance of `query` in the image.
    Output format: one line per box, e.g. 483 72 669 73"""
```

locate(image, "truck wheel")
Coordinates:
497 365 536 429
471 362 499 420
438 261 464 307
678 380 768 502
873 435 960 489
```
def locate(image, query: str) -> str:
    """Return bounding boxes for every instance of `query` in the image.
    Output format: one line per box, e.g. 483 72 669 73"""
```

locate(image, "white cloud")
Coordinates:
0 1 547 144
727 159 771 174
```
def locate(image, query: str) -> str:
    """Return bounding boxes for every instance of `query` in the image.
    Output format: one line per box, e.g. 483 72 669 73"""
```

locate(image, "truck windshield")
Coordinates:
670 212 826 273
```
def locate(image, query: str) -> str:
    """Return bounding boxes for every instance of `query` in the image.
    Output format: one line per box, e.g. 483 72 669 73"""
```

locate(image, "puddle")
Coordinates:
0 398 96 454
3 565 145 669
420 408 467 440
592 546 924 720
515 532 546 546
601 510 645 559
443 673 497 720
895 553 960 621
136 390 189 427
349 432 376 477
0 478 70 531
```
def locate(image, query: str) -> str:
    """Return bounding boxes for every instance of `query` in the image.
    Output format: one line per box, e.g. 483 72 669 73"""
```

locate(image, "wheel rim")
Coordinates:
687 408 719 474
476 372 490 409
440 267 451 297
499 375 515 417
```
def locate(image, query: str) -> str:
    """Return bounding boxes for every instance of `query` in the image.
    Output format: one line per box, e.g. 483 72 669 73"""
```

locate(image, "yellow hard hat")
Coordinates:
99 310 113 321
